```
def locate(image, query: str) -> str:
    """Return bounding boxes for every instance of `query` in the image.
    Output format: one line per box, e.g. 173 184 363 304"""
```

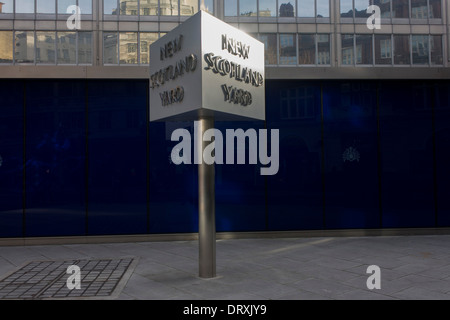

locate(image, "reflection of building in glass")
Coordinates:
15 31 34 63
57 33 77 64
0 32 13 63
120 32 138 64
279 2 294 17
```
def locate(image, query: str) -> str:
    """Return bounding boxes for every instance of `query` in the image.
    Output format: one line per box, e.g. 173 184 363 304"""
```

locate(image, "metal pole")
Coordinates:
197 117 216 278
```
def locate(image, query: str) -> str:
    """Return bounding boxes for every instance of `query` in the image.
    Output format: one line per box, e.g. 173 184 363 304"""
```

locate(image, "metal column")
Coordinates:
197 117 216 278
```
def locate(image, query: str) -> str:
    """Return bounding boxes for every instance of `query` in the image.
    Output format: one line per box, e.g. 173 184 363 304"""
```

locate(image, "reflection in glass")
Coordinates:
356 34 372 65
58 0 76 14
78 32 92 64
394 34 410 65
104 32 118 64
412 34 429 65
316 0 329 17
36 32 56 64
279 1 295 17
16 0 34 13
0 31 13 63
258 0 276 17
140 32 158 64
79 0 92 14
200 0 214 14
0 0 13 13
279 34 297 65
120 0 138 15
340 0 353 17
120 32 138 64
373 0 391 18
431 35 443 65
104 0 118 14
240 0 257 16
298 0 314 17
140 0 158 15
298 34 315 64
180 0 198 16
37 0 55 14
341 34 354 65
411 0 428 19
355 0 370 18
375 34 392 65
429 0 442 19
160 0 179 15
57 32 77 64
258 33 277 65
224 0 237 16
317 34 330 65
392 0 409 18
15 31 34 63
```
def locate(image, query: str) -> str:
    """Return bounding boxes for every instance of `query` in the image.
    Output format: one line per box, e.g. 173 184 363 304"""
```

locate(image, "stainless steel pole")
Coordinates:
197 117 216 278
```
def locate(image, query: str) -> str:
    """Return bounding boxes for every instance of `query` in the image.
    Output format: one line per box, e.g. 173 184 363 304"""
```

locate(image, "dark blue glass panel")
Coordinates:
0 81 23 237
25 80 86 236
149 122 198 233
379 81 435 228
88 80 147 235
266 81 323 230
215 121 266 232
434 82 450 227
322 81 380 229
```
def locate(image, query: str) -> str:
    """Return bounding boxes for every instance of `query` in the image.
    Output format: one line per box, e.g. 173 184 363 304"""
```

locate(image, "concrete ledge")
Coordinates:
1 228 450 246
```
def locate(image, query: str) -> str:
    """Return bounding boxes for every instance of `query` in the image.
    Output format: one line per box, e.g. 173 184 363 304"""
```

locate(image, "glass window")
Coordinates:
316 0 329 17
355 0 370 18
16 0 34 13
373 0 391 18
225 0 237 16
356 34 372 65
36 32 56 64
0 31 13 63
14 31 34 63
411 0 428 18
78 32 92 64
120 32 138 64
341 34 354 65
279 34 297 65
298 34 315 64
180 0 198 16
160 0 179 15
298 0 314 17
340 0 353 17
37 0 55 13
140 32 158 64
0 0 13 13
240 0 257 16
140 0 158 15
104 0 118 14
392 0 409 18
412 34 429 65
79 0 92 14
394 34 410 65
58 0 76 14
201 0 214 14
104 32 118 64
279 1 295 17
258 33 277 65
429 0 442 19
119 0 138 15
375 34 392 65
57 32 76 64
317 34 330 65
258 0 276 17
431 35 443 65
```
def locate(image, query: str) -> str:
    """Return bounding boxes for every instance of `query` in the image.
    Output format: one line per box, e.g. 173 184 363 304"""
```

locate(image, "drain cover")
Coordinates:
0 258 136 300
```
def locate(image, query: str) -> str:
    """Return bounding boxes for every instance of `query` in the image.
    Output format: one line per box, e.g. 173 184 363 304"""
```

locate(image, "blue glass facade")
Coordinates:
1 79 449 238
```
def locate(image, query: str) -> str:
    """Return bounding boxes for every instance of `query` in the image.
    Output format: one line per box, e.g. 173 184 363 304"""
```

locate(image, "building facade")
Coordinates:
0 0 449 238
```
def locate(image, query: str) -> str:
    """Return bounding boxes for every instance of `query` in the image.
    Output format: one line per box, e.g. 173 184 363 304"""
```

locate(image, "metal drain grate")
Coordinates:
0 258 136 299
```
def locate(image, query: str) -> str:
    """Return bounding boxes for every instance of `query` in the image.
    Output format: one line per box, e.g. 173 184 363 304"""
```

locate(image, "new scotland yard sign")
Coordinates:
149 10 265 122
